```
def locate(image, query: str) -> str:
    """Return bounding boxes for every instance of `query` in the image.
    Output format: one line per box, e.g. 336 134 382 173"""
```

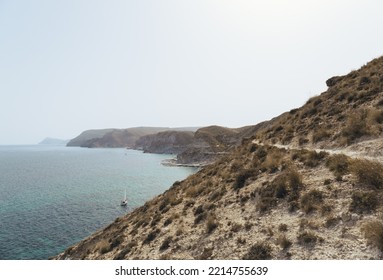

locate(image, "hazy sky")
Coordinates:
1 0 383 144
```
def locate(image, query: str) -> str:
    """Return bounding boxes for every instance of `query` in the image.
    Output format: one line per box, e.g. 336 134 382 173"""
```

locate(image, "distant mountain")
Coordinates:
39 137 69 145
66 129 115 147
67 125 266 166
67 127 200 148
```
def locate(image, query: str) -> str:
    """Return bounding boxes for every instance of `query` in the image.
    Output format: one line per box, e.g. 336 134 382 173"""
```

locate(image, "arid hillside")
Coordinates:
54 56 383 260
256 56 383 148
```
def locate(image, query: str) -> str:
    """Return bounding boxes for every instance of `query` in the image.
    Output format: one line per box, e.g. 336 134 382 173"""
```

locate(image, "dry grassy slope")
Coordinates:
54 56 383 260
256 56 383 148
54 141 383 260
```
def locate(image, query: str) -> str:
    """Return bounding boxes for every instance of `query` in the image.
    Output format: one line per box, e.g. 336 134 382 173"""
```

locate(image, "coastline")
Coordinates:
160 158 209 168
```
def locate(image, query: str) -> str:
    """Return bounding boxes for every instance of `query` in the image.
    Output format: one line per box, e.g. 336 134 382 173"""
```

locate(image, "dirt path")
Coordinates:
252 138 383 163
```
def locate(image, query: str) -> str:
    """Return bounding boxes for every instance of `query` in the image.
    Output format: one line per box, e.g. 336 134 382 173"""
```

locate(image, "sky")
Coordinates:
1 0 383 145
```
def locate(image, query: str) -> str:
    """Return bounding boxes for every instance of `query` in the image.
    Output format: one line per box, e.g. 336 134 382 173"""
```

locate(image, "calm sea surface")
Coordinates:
0 145 197 259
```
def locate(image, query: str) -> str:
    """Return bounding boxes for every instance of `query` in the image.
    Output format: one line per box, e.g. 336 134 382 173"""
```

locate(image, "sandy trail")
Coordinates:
252 138 383 163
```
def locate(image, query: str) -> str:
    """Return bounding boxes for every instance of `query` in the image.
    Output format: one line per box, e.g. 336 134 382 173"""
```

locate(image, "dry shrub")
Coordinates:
143 228 160 244
159 236 172 251
209 188 226 202
325 216 341 228
175 228 183 236
113 241 137 260
351 159 383 189
110 236 123 249
261 150 283 173
185 184 204 197
292 149 326 167
298 137 309 145
199 247 214 260
233 169 256 190
305 151 327 167
362 220 383 252
300 190 324 214
256 166 303 213
297 231 318 246
369 109 383 124
276 234 292 250
97 239 111 254
278 224 288 232
349 191 379 213
342 111 370 143
242 242 272 260
206 214 218 234
230 223 242 233
326 154 350 176
312 127 331 143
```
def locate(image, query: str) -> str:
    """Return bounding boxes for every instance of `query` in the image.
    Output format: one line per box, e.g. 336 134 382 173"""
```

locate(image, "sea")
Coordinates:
0 145 197 260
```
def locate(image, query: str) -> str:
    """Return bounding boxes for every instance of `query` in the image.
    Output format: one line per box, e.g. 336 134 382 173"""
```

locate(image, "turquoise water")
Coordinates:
0 145 196 260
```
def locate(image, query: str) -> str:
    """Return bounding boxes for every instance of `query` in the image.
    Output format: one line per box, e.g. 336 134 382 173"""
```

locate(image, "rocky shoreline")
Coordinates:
160 158 209 168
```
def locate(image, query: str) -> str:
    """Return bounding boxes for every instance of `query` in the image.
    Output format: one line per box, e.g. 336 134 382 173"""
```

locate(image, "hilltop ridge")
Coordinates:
55 56 383 260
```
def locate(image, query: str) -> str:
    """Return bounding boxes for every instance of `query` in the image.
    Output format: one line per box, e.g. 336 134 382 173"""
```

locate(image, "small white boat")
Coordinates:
120 190 128 207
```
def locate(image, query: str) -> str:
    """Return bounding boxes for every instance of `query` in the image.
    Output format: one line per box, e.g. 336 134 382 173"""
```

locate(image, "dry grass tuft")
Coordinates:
326 154 350 177
341 110 370 144
349 191 379 213
362 220 383 252
351 159 383 189
97 239 111 254
300 190 324 214
297 231 318 246
242 242 272 260
276 234 292 250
